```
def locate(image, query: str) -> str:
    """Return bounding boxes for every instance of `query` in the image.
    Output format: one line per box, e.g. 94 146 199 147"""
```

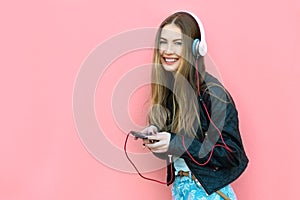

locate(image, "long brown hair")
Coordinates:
148 12 206 137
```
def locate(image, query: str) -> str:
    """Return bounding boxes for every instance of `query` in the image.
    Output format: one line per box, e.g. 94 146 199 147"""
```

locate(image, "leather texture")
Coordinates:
154 72 249 195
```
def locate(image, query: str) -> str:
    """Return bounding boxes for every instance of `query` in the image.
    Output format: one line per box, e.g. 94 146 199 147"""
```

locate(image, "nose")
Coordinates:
165 43 174 54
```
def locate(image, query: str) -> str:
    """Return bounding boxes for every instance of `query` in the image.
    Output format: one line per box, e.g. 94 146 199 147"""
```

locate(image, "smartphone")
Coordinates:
130 131 148 139
130 131 159 143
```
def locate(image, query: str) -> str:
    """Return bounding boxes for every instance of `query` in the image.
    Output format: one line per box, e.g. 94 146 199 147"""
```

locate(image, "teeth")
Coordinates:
165 58 177 62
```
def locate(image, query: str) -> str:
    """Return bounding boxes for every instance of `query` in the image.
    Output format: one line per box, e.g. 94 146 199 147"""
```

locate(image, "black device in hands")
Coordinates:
130 131 159 143
130 131 149 139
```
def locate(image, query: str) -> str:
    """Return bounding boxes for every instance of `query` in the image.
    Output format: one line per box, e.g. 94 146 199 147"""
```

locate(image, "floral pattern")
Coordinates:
172 176 237 200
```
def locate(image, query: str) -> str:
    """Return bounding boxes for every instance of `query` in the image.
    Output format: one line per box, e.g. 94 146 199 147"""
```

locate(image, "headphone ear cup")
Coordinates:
192 39 200 57
198 41 207 56
192 39 207 57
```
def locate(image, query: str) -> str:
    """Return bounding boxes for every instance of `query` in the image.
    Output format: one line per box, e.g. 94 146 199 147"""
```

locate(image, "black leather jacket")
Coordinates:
154 73 249 195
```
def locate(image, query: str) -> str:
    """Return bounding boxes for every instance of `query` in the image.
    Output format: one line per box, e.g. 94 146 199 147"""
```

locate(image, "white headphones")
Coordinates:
176 10 208 57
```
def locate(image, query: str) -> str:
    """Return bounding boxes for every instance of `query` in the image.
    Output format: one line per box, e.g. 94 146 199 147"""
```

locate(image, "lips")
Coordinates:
163 57 179 65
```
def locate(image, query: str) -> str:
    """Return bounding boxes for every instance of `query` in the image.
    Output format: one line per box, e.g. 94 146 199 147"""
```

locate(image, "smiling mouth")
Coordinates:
163 57 179 65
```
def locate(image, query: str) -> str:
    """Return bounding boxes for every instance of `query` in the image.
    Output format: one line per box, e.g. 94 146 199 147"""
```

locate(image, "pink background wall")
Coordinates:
1 0 299 199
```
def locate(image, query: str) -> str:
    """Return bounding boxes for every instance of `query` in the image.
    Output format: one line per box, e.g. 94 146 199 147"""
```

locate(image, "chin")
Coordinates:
162 63 180 72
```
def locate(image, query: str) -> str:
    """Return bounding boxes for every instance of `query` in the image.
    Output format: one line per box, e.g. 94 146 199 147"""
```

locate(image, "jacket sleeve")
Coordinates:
165 86 244 169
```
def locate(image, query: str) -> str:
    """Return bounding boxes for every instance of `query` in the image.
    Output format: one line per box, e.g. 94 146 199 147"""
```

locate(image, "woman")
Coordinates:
141 11 248 199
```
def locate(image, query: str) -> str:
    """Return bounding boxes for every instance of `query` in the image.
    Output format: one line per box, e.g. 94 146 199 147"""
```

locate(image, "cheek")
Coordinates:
159 43 167 52
159 49 164 55
159 51 163 62
177 50 182 57
174 46 183 56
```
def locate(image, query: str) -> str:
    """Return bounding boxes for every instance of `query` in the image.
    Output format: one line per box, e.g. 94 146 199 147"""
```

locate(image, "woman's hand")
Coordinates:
140 125 158 135
144 132 171 153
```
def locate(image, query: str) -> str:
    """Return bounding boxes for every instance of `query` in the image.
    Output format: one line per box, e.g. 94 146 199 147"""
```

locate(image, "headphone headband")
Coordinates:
174 10 208 56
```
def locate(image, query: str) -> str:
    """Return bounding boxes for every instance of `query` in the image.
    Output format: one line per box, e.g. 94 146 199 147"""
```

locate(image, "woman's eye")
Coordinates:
159 40 167 44
174 41 182 45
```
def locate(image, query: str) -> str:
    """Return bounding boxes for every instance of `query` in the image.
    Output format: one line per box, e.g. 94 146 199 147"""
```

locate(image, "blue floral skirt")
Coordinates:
172 176 237 200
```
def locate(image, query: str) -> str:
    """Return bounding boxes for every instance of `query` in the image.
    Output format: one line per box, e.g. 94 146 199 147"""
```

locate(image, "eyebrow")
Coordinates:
160 37 182 41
